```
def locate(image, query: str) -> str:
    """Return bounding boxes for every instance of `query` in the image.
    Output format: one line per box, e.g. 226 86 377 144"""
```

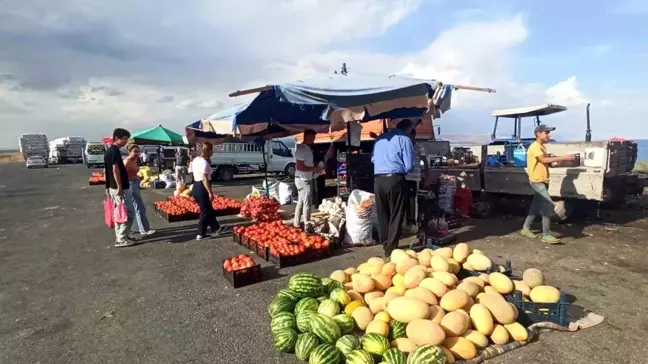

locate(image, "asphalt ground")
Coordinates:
1 163 647 363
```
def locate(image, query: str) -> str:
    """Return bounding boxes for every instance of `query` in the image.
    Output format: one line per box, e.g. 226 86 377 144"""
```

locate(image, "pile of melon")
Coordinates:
328 243 562 362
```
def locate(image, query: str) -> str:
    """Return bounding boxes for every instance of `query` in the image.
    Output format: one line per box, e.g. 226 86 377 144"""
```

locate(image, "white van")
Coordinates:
210 140 295 180
84 142 107 168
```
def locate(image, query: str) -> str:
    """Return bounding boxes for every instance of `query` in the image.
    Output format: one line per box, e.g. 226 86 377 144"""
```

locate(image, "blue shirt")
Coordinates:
371 129 415 174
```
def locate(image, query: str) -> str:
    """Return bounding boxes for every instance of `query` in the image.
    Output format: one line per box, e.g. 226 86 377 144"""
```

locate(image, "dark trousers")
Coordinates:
192 182 219 236
374 175 407 255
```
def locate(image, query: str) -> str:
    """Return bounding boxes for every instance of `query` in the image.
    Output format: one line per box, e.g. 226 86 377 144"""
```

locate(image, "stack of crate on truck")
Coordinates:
209 140 296 181
426 104 645 214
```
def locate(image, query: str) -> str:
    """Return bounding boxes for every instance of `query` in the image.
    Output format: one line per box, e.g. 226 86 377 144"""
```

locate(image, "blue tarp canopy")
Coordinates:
185 74 454 144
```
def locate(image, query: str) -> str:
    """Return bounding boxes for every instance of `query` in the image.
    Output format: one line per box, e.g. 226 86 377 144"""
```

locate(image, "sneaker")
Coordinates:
141 230 156 236
196 234 212 241
519 228 537 239
114 239 137 248
542 235 562 244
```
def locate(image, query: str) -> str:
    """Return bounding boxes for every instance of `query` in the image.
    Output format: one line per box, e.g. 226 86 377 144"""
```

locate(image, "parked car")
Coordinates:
26 155 48 169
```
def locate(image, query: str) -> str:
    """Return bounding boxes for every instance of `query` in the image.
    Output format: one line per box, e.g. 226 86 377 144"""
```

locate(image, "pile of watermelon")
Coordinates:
269 272 449 364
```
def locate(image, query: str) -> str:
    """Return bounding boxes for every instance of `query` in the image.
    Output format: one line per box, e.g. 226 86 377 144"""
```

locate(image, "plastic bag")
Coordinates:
278 181 294 205
344 190 376 246
438 174 457 214
104 192 114 228
115 198 128 224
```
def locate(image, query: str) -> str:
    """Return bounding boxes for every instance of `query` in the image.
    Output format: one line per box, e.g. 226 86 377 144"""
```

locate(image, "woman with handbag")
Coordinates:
191 143 222 240
124 144 156 237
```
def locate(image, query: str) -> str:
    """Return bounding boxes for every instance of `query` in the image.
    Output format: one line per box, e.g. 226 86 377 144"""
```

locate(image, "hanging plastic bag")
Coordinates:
104 192 115 228
344 189 376 246
114 196 128 224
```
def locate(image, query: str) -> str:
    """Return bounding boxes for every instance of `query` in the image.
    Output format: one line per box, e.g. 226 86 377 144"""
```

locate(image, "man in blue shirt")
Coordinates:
372 119 416 256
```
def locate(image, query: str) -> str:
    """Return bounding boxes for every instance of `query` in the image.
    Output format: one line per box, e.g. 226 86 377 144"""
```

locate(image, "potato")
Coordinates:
352 273 375 293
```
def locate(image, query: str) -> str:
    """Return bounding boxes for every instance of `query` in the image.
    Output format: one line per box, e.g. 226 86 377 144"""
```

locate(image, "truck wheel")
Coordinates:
217 166 235 181
284 163 296 178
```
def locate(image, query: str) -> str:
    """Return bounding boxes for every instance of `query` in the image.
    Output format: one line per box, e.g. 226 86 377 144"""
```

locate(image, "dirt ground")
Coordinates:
0 163 647 364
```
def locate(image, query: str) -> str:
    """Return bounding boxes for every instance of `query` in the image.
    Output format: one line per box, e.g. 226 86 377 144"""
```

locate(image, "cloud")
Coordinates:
0 2 645 147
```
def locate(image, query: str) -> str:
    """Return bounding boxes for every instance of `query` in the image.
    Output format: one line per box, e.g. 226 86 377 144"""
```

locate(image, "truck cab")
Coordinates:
209 140 295 181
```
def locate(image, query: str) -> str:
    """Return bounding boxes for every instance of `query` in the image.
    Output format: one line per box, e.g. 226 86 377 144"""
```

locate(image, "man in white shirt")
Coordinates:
294 129 322 228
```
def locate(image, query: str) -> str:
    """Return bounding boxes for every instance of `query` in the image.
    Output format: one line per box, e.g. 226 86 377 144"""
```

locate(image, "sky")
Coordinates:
1 0 647 148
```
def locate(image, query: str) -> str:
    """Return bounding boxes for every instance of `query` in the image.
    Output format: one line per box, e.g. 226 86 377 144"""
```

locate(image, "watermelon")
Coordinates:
390 320 407 339
268 296 296 318
323 278 344 294
277 288 300 301
318 299 341 318
295 297 320 315
273 328 298 353
297 311 315 333
382 348 407 364
296 333 320 361
310 314 341 344
330 288 352 306
347 349 375 364
289 273 323 298
309 343 341 364
336 334 361 357
332 314 355 334
361 333 390 356
271 312 296 333
406 345 447 364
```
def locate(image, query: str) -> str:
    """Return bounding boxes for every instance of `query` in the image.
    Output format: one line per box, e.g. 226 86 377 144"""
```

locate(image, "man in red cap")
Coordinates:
520 124 576 244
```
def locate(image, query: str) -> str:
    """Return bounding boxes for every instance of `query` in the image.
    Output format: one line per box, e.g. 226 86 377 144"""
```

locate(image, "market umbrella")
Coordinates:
130 124 185 146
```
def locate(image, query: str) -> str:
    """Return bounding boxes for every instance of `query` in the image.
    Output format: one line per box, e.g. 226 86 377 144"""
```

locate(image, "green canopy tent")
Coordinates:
129 125 186 184
130 124 185 146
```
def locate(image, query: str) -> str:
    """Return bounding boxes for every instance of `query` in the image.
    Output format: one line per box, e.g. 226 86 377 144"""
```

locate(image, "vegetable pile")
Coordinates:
240 196 281 222
155 195 242 217
234 221 330 258
269 243 562 363
88 172 105 185
223 254 257 272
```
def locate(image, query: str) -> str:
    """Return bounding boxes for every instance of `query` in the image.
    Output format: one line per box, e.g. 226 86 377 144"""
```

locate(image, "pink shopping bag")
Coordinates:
104 192 115 228
115 198 128 224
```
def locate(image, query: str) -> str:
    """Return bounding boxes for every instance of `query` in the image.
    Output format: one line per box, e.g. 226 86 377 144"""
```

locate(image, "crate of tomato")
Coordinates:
233 222 332 268
222 254 263 288
154 200 190 223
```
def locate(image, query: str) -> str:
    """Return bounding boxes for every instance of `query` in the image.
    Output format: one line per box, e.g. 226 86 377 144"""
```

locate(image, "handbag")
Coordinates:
115 195 128 224
104 192 115 228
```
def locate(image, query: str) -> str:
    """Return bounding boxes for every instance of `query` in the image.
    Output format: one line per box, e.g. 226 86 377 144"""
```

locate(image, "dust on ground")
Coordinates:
0 163 647 364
